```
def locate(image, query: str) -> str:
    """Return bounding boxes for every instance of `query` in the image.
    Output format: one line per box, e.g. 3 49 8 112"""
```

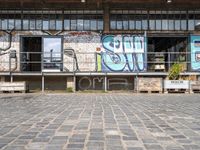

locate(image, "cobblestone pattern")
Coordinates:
0 94 200 150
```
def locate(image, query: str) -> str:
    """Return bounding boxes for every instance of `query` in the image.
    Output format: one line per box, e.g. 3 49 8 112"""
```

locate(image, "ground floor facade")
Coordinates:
0 30 200 93
1 8 200 93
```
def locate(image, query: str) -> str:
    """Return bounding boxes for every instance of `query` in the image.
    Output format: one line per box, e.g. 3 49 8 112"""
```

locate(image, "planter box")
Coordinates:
164 80 190 93
137 78 163 93
0 82 27 93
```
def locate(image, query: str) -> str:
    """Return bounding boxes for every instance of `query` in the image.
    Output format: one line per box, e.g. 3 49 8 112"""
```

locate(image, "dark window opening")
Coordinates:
21 37 42 72
148 37 188 72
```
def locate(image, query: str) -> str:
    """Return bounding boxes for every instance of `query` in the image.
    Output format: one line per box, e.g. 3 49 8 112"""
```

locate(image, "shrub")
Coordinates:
67 87 73 93
168 63 183 80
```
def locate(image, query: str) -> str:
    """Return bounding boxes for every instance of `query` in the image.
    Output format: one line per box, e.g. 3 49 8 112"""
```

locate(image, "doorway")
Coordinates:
148 37 188 72
21 37 42 72
21 36 63 72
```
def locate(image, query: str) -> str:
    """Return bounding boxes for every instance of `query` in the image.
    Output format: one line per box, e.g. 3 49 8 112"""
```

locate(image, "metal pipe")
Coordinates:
104 76 107 92
0 29 14 52
42 75 45 93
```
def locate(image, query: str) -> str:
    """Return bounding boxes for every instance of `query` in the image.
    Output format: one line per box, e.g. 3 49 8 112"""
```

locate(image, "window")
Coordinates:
30 20 36 30
149 20 155 30
0 10 103 31
2 19 8 30
156 20 162 30
181 20 187 30
142 20 148 30
162 20 168 30
36 20 42 30
64 10 103 31
70 16 77 30
43 37 63 72
43 20 49 30
110 10 148 30
64 15 70 30
98 20 103 30
162 12 168 30
49 20 56 30
116 20 122 30
91 19 97 30
2 9 200 31
8 19 14 30
129 20 135 30
109 10 200 31
175 20 181 30
110 15 117 30
77 19 84 31
84 19 90 30
23 20 29 30
56 20 62 30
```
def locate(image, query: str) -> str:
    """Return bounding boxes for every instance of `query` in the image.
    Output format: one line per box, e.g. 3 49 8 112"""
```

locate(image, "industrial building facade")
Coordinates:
0 0 200 92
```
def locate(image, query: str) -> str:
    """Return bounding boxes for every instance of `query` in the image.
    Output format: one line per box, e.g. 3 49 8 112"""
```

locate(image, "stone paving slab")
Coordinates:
0 94 200 150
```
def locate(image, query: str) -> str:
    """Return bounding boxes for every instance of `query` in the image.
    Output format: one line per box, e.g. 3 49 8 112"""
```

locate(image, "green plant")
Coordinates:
66 87 73 93
168 63 183 80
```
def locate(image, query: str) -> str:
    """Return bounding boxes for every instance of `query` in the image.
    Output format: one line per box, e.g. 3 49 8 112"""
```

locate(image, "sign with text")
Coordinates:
164 80 190 89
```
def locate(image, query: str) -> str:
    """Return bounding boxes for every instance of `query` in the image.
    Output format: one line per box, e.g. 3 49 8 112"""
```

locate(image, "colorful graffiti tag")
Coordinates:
191 35 200 71
98 35 147 72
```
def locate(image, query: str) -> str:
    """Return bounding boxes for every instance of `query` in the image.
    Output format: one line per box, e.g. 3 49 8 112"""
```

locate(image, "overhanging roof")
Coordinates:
0 0 200 9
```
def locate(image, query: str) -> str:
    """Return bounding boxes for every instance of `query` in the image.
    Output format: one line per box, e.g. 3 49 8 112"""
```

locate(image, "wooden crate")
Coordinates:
137 78 163 93
190 81 200 93
0 82 27 93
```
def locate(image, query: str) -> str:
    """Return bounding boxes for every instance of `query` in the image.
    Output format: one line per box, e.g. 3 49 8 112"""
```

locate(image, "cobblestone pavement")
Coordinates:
0 94 200 150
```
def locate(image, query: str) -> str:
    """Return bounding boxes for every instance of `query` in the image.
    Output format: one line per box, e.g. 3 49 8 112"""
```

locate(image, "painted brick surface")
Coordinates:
1 31 147 73
0 31 101 72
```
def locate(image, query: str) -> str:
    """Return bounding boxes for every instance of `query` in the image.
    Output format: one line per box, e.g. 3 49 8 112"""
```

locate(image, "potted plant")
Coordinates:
164 63 190 93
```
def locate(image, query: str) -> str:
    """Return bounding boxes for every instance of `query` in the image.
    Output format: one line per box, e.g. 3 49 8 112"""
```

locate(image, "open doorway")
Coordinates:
21 37 42 72
21 36 63 72
148 37 188 72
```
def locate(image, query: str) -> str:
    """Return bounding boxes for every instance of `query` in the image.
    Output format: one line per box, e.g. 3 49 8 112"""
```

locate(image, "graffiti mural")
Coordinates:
0 31 147 73
191 35 200 71
98 35 147 72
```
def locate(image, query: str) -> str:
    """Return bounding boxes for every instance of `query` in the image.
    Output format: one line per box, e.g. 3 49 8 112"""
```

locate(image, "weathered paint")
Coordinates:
1 31 147 73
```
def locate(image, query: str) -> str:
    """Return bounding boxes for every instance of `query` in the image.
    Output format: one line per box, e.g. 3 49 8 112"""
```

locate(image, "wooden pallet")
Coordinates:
190 82 200 94
138 90 162 94
164 89 189 94
0 90 26 94
190 89 200 94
